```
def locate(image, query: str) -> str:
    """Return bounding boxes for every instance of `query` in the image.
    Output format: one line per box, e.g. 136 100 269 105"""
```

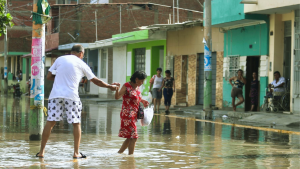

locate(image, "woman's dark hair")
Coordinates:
165 70 171 75
237 69 243 74
274 71 281 76
156 67 162 72
130 71 147 83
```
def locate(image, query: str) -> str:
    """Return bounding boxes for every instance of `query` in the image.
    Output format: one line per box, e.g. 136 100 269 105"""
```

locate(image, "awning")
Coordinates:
21 47 58 58
58 43 90 51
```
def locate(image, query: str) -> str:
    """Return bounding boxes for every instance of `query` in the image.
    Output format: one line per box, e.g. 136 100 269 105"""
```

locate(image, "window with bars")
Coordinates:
229 56 240 78
134 48 146 72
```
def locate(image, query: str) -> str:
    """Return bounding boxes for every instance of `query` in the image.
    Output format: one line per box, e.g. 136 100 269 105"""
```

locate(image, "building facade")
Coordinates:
244 0 300 114
212 0 270 111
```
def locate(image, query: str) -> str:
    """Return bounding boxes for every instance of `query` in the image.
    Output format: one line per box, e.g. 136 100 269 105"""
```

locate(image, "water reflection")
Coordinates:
0 96 299 168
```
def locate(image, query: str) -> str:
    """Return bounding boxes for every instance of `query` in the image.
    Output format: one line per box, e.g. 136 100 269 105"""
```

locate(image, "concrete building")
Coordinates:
165 22 224 107
112 29 167 99
211 0 270 111
243 0 300 114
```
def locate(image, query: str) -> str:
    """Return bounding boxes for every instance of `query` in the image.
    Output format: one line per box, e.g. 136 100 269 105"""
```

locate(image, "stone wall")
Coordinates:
172 55 181 106
216 51 223 109
187 54 197 106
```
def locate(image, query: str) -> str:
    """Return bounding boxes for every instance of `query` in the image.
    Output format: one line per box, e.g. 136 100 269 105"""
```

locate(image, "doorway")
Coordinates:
245 56 260 111
283 21 292 90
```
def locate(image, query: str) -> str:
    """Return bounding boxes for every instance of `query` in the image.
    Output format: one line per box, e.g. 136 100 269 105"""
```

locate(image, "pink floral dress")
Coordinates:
118 82 142 139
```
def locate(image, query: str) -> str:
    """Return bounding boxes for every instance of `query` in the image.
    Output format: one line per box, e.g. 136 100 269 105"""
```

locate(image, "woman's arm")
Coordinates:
115 84 126 100
173 79 175 92
149 83 153 92
159 80 165 92
242 76 247 84
149 76 155 92
229 77 234 86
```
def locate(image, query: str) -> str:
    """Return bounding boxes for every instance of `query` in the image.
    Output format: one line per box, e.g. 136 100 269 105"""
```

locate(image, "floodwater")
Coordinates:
0 96 300 169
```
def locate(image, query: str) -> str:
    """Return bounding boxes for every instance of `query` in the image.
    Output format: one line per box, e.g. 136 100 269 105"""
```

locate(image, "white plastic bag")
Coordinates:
140 105 154 126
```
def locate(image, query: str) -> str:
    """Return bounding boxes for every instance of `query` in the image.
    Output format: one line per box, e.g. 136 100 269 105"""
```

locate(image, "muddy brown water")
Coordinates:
0 96 299 168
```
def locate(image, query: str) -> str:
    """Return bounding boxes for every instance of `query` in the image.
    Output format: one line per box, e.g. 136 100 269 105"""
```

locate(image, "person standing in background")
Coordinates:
149 68 163 113
249 72 259 111
229 69 246 111
159 70 175 113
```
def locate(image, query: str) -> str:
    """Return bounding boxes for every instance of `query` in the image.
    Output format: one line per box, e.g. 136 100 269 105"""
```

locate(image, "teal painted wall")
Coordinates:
259 77 268 106
126 40 166 96
211 0 245 25
22 58 27 73
211 0 269 25
224 24 269 57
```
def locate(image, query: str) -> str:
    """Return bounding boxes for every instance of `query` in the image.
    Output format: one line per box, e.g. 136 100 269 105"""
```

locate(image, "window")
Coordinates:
100 49 107 78
90 0 109 3
229 56 240 78
56 0 71 4
134 48 146 72
88 49 98 76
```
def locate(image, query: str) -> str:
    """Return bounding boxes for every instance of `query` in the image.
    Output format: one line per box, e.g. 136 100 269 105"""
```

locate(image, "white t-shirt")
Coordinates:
271 76 285 93
153 75 163 89
48 55 96 101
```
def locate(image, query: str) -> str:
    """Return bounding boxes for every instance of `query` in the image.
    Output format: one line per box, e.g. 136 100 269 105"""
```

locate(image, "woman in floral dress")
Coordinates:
115 71 149 155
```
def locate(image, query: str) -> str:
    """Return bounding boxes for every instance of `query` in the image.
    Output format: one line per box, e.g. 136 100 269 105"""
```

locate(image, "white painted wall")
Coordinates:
98 48 108 95
113 46 127 85
244 0 300 14
45 57 51 67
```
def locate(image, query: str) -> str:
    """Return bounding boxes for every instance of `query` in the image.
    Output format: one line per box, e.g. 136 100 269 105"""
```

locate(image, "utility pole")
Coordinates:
177 0 179 23
173 0 175 24
3 0 8 93
29 0 51 140
203 0 212 117
95 10 97 41
120 4 122 33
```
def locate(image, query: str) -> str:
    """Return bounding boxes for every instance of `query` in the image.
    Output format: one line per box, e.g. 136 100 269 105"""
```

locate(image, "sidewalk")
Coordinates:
78 97 300 132
171 105 300 132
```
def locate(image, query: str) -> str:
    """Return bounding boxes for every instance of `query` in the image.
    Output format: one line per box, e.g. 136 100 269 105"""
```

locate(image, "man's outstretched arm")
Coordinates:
90 77 119 91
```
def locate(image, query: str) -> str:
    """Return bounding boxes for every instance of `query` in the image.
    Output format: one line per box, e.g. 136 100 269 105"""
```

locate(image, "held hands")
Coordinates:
109 82 121 91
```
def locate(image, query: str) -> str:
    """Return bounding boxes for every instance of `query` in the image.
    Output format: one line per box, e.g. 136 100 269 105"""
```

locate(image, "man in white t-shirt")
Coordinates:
36 44 119 159
268 71 285 94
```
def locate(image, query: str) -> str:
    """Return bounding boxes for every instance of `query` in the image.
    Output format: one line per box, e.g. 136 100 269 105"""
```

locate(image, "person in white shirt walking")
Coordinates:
149 68 163 113
36 44 119 158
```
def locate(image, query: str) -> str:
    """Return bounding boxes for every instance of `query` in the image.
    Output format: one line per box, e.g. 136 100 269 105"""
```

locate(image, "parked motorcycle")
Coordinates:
13 83 22 97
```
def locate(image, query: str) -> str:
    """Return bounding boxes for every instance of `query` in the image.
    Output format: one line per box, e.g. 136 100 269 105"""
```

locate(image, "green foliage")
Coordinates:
0 0 13 36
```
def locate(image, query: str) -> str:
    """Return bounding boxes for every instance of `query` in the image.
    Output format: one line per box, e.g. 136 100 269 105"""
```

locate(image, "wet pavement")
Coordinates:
0 96 300 168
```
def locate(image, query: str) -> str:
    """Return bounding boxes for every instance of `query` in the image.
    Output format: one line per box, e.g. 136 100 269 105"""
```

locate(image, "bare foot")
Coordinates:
233 106 236 111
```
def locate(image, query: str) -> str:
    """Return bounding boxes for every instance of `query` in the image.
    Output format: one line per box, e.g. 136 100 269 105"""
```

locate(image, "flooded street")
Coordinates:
0 96 300 168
